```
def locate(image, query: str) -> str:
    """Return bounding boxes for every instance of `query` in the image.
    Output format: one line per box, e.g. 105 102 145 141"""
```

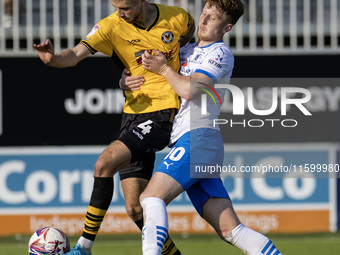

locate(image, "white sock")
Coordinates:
225 224 282 255
77 236 93 252
141 197 168 255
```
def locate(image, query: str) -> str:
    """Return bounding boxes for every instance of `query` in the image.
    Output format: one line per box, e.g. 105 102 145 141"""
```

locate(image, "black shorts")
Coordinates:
118 108 176 180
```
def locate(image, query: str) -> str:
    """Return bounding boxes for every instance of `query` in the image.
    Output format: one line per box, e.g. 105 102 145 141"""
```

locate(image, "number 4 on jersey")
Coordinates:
137 120 153 135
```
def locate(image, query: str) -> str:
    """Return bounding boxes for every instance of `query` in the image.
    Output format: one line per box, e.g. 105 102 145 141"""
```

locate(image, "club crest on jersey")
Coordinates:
86 24 100 37
162 31 174 44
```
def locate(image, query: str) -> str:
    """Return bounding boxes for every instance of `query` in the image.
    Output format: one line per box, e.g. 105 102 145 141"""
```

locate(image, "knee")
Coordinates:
125 203 143 221
94 158 107 177
94 157 114 177
139 193 148 205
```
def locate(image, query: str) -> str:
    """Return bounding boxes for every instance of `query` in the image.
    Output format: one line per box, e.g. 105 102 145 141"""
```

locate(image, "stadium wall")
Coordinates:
0 55 339 235
1 55 340 145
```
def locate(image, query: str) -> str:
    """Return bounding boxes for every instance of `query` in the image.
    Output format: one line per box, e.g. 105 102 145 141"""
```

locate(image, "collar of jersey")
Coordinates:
198 40 224 49
133 3 159 31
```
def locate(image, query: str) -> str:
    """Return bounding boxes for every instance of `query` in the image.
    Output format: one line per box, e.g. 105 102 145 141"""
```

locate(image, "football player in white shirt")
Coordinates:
122 0 282 254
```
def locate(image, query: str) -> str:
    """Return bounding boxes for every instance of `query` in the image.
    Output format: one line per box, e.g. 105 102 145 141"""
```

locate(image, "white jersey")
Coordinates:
170 41 234 144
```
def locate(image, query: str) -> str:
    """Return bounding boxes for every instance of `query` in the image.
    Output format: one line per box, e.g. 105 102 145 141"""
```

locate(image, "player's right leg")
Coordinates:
140 172 185 255
65 140 132 255
139 130 194 255
120 159 183 255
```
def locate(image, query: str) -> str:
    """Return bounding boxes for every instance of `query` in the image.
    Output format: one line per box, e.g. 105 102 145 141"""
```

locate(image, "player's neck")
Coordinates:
135 1 156 27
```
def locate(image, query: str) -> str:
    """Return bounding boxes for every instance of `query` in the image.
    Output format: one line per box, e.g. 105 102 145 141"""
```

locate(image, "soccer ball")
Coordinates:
28 227 70 255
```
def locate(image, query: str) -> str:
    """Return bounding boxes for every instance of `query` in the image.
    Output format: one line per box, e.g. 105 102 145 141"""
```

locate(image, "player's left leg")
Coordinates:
202 197 282 255
121 177 149 222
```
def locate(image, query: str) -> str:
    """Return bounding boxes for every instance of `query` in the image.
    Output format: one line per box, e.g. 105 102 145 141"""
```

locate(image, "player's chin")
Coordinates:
121 17 131 23
197 31 206 40
197 27 206 34
124 17 137 23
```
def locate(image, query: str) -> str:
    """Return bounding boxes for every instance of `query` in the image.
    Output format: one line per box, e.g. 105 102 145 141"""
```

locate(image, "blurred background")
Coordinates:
1 0 340 54
0 0 340 248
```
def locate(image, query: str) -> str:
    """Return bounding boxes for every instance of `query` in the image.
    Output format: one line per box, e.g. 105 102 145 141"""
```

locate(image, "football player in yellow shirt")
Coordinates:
34 0 195 254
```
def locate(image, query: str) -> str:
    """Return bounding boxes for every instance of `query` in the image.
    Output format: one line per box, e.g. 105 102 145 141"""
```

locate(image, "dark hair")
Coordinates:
204 0 245 25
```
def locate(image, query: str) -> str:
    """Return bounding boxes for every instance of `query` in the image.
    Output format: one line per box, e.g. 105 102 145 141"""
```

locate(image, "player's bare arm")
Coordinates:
34 40 91 68
142 50 212 100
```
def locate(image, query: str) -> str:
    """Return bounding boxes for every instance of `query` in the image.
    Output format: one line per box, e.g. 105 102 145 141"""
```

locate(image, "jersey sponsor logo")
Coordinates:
128 39 141 44
161 31 174 44
181 60 188 67
163 49 174 61
136 50 150 65
180 68 191 75
135 49 174 65
214 55 223 61
208 59 222 69
180 60 191 75
135 50 144 64
86 24 100 37
135 50 144 57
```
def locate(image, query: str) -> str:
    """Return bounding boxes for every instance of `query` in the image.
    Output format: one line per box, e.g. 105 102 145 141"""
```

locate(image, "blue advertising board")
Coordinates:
0 144 337 235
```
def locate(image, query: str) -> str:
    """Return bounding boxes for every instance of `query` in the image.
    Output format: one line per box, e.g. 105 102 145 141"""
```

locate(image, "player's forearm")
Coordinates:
46 49 79 68
163 67 191 100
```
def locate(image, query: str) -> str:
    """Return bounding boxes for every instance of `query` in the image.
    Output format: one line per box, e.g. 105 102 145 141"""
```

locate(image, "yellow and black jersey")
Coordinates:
81 4 194 114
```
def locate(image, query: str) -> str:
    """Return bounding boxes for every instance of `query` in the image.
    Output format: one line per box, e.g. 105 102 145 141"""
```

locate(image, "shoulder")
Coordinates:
86 12 121 37
179 43 197 61
155 4 186 14
204 42 234 64
155 4 189 21
84 12 127 41
208 42 233 56
181 42 196 52
96 13 120 29
194 41 234 78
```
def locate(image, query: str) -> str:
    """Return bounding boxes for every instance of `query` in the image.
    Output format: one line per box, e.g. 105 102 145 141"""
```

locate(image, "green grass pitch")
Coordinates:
3 232 340 254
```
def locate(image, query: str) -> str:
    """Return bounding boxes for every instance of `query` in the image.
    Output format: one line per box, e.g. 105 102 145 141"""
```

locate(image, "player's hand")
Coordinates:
33 39 55 64
142 50 168 75
119 69 144 91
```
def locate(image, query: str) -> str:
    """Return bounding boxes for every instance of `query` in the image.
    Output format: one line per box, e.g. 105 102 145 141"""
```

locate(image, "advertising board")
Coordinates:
0 144 337 236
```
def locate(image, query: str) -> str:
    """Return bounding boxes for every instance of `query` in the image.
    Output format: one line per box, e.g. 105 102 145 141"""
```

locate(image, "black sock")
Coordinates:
82 177 114 241
134 218 144 231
